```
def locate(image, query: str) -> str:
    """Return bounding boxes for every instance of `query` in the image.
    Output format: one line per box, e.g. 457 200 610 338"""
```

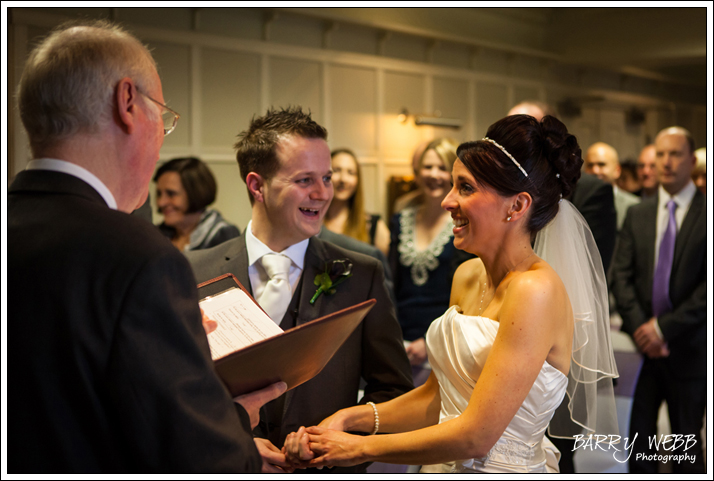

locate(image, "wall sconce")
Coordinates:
398 108 462 129
398 108 409 124
414 115 463 129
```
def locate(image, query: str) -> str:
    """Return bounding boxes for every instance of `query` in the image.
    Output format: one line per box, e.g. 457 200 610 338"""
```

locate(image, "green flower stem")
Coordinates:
310 287 324 305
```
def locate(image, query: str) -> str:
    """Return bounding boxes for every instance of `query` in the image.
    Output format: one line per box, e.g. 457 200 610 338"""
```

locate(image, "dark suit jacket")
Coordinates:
317 226 395 302
570 173 617 273
8 170 261 473
186 235 413 448
611 189 707 378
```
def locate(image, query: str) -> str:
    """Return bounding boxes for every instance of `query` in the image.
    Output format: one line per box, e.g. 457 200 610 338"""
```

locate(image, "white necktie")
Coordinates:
258 253 293 323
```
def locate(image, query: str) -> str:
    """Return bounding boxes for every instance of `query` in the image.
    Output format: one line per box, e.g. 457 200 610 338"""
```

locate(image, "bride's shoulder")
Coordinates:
450 258 483 305
509 260 564 297
453 257 484 286
502 260 570 321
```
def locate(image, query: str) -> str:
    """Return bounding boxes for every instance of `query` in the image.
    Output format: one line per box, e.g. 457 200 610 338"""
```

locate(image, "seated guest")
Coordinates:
155 157 240 251
390 138 473 380
186 106 413 473
324 149 391 256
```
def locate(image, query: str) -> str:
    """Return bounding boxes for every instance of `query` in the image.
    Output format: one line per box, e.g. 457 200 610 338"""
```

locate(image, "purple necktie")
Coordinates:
652 200 677 317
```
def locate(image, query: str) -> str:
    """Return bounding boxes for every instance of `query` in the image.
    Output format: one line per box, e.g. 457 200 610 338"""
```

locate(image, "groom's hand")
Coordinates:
254 437 294 473
284 426 315 467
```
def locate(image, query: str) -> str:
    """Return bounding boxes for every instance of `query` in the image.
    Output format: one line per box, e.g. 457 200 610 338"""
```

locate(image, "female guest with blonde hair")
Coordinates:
389 138 472 377
323 149 391 256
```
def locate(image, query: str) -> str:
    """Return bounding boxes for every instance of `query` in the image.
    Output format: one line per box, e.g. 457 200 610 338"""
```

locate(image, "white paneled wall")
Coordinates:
8 8 706 231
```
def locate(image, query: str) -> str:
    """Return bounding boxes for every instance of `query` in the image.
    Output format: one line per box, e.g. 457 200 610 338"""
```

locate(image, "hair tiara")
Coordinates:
482 137 528 178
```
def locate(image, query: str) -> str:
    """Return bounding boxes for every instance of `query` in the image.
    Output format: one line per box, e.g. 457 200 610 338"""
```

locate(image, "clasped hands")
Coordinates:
259 414 365 472
201 310 364 471
633 318 669 358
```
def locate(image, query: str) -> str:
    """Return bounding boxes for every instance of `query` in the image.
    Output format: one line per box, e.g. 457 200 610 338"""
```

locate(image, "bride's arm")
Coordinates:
305 269 568 467
320 370 441 434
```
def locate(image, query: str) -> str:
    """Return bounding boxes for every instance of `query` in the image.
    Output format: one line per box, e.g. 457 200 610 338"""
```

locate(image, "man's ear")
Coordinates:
246 172 265 203
507 192 532 222
614 164 622 181
115 77 138 134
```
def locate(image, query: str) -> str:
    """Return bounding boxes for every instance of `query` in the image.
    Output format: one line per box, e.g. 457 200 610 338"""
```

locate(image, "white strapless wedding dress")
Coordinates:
423 305 568 473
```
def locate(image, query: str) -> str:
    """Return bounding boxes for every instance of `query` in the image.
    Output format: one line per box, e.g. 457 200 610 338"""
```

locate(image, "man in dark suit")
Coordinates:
569 172 617 274
611 126 706 474
8 20 284 473
187 107 413 473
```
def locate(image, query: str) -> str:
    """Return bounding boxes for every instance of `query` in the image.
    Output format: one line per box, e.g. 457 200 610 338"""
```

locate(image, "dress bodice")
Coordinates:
425 305 568 473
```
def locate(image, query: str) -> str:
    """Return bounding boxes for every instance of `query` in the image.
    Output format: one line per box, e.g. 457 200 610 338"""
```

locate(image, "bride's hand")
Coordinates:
304 426 368 468
283 426 314 467
317 410 348 430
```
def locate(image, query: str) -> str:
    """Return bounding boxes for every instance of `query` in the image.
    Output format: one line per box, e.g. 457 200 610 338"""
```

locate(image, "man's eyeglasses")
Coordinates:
138 88 180 136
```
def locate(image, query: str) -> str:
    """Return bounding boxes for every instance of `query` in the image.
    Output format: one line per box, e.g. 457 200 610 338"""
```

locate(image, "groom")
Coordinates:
187 106 413 473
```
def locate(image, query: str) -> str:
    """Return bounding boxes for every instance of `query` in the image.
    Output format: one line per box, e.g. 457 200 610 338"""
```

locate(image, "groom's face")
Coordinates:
261 135 334 248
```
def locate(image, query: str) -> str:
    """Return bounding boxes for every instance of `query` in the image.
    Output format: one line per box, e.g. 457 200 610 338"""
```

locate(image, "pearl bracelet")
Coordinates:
367 401 379 435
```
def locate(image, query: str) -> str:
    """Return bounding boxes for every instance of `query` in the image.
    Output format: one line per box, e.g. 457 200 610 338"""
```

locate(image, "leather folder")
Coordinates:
197 273 375 397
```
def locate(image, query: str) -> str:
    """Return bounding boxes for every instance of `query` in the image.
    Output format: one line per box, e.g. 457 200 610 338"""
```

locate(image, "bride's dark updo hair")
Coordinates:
457 114 583 234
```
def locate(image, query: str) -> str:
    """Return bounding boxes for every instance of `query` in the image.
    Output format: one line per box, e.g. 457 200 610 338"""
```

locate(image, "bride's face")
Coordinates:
442 159 510 254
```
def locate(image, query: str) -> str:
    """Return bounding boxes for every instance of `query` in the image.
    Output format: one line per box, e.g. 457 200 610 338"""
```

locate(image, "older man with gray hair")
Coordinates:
8 20 284 473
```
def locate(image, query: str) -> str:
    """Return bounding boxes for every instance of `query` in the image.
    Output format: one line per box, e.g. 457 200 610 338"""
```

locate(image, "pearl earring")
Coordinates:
506 216 512 222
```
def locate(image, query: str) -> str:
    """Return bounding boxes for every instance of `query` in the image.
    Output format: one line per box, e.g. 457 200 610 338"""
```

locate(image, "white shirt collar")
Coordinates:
245 220 309 269
657 180 696 212
26 158 118 210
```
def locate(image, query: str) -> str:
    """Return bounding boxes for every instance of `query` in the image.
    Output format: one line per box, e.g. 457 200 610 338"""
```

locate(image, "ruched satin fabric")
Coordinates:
424 306 568 473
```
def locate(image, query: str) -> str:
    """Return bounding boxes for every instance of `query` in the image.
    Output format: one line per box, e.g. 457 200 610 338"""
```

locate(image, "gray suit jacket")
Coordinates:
187 235 413 449
614 186 641 230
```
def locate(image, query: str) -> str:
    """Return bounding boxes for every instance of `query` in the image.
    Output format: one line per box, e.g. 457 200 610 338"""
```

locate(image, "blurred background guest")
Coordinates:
612 126 706 474
324 149 390 256
507 103 617 275
389 138 472 384
617 157 642 195
507 99 554 121
392 140 430 214
584 142 640 230
692 147 706 195
155 157 240 252
637 144 659 199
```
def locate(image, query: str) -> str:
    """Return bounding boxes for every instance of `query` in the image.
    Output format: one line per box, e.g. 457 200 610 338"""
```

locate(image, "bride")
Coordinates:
284 114 619 473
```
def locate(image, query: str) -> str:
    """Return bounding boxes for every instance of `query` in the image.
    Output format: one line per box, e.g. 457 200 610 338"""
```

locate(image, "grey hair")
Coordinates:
17 20 158 154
